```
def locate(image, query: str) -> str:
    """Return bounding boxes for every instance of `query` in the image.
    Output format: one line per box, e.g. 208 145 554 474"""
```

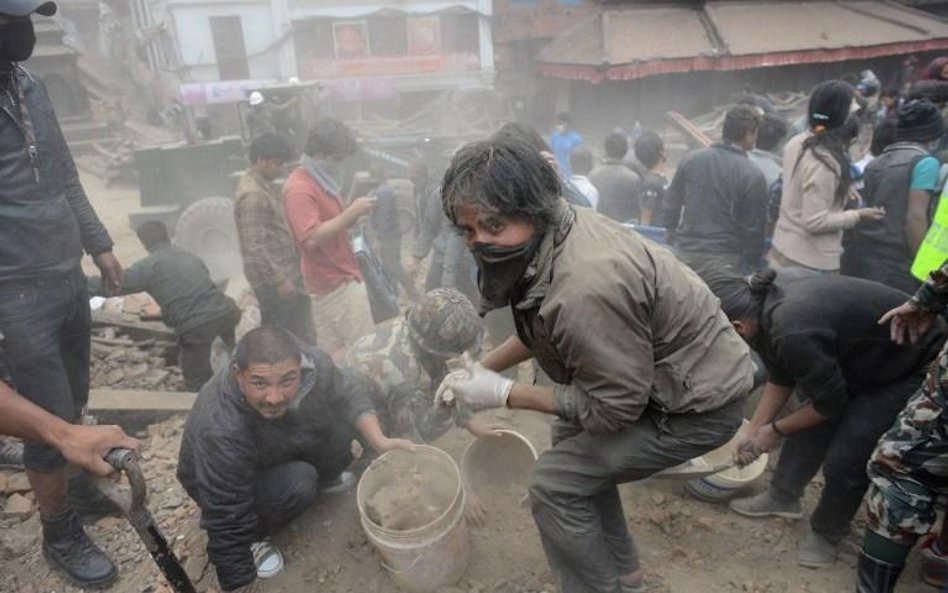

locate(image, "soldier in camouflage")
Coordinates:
859 260 948 592
342 289 496 442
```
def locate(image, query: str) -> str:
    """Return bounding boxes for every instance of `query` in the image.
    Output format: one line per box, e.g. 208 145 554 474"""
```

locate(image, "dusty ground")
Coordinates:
0 173 939 593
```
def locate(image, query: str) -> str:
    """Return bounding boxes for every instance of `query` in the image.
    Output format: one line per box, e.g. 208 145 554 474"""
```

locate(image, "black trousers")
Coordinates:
0 268 90 470
178 313 239 391
253 439 352 536
770 373 925 541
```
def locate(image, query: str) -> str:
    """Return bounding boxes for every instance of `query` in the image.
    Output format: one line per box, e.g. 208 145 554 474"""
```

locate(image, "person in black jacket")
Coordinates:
177 327 413 593
663 105 769 274
1 0 125 587
702 269 946 570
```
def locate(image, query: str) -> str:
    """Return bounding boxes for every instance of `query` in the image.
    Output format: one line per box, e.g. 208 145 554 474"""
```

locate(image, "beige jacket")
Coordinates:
512 205 753 434
771 132 860 270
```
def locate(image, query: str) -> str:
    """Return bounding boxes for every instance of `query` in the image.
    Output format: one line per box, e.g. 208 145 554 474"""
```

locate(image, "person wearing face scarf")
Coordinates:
702 269 944 572
436 137 754 593
283 117 377 361
0 0 125 588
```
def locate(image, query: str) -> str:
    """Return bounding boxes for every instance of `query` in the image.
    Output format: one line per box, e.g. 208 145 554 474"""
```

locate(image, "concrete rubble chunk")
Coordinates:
2 493 34 518
0 514 39 558
4 472 30 494
105 368 126 385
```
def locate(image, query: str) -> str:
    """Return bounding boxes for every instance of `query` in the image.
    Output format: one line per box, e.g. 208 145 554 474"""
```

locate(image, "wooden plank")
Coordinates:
665 111 713 149
88 389 196 412
91 310 175 340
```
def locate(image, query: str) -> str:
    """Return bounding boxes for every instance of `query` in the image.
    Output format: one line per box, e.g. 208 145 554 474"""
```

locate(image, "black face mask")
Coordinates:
470 234 542 306
0 19 36 64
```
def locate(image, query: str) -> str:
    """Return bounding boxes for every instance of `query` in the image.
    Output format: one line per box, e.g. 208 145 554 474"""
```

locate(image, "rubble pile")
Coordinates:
0 416 220 593
90 327 185 392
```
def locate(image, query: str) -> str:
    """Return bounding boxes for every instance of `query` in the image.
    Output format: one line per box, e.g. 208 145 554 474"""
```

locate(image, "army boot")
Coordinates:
42 506 118 588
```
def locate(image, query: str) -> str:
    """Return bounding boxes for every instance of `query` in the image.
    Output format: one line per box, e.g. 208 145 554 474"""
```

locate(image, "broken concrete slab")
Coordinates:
4 472 30 494
2 493 34 519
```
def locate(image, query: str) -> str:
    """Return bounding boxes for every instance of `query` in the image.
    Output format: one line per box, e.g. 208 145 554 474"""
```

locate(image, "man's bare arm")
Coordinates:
0 382 139 476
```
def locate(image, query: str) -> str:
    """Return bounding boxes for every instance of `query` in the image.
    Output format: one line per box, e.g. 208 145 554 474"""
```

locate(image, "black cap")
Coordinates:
0 0 57 17
897 99 946 143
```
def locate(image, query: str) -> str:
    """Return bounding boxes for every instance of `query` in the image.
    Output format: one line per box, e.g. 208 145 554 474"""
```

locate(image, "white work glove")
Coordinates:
433 370 467 409
445 365 513 411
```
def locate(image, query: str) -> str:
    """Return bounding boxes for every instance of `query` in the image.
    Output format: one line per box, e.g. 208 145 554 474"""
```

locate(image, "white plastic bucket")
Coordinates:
460 429 538 496
680 420 768 502
356 445 470 593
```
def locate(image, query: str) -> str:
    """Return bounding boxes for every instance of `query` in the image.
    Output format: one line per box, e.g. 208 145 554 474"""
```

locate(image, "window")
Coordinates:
441 13 479 54
209 16 250 80
294 19 334 60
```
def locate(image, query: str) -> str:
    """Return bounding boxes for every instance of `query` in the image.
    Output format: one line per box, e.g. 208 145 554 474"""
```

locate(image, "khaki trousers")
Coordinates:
310 280 375 356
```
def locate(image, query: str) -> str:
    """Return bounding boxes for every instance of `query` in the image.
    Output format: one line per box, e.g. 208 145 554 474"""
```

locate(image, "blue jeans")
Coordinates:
0 268 90 470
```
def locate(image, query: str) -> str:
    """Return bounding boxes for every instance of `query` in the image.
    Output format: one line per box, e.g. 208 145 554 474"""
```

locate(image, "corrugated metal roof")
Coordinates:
538 1 948 79
706 1 948 55
604 7 715 63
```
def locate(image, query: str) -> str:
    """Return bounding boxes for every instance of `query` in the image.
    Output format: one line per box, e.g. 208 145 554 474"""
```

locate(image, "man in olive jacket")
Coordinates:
440 138 753 593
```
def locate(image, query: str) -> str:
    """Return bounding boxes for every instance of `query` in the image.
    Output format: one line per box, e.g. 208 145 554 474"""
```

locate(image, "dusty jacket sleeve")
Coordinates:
441 234 470 288
234 191 290 288
41 81 114 256
87 256 151 296
412 187 443 259
772 331 849 417
797 153 860 234
194 430 259 592
661 159 688 233
329 365 377 426
545 274 654 433
738 169 769 266
911 260 948 313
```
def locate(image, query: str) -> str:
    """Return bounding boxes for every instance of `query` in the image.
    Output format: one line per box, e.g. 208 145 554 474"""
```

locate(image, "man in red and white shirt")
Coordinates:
283 118 377 359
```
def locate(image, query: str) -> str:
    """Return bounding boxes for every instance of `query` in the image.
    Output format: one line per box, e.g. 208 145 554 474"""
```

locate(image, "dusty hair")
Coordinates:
441 138 561 232
234 326 302 370
304 118 358 160
722 105 762 144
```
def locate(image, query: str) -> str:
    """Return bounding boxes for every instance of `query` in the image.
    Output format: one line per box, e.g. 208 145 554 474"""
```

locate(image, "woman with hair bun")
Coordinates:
770 80 885 272
702 268 945 570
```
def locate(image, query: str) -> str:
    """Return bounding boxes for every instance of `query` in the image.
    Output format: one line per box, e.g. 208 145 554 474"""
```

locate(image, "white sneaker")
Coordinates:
251 540 284 579
319 470 356 494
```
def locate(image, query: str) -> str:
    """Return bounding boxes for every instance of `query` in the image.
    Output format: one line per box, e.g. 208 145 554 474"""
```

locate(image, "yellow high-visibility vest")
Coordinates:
912 185 948 280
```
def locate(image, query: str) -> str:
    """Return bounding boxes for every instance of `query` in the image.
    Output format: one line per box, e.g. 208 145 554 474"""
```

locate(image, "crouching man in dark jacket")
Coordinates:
177 326 413 593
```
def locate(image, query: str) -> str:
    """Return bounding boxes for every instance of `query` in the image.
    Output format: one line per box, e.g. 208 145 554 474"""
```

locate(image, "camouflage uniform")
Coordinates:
867 262 948 545
341 289 482 443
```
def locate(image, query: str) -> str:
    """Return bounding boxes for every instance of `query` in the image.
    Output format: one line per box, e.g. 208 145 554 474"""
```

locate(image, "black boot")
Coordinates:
42 506 118 589
855 551 903 593
69 471 123 522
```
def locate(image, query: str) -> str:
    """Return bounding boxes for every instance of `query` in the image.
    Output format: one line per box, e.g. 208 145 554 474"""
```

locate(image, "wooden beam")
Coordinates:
88 389 196 412
91 310 175 341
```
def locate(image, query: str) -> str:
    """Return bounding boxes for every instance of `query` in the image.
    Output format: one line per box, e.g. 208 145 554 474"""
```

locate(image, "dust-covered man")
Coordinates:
343 288 497 442
177 326 412 593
